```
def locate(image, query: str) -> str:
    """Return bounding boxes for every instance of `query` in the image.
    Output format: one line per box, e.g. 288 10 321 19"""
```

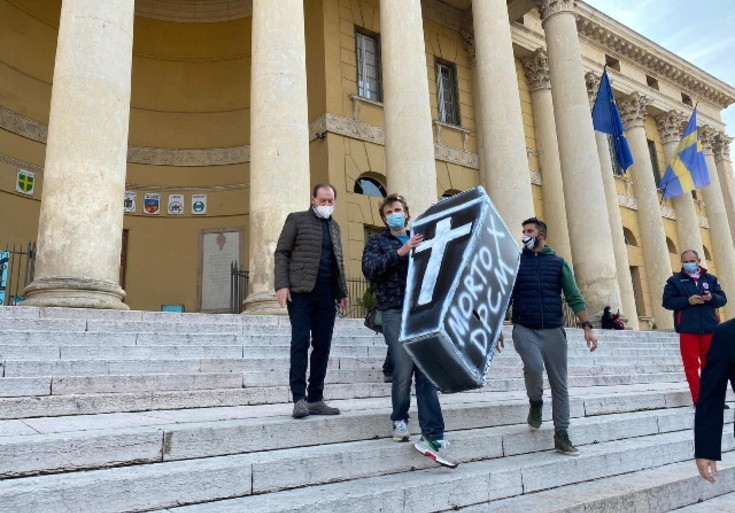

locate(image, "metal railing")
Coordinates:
230 261 249 314
0 242 36 306
227 272 579 327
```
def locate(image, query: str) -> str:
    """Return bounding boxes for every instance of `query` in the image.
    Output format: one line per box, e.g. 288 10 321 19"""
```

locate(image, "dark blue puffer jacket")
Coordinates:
362 230 409 311
511 248 565 329
662 268 726 334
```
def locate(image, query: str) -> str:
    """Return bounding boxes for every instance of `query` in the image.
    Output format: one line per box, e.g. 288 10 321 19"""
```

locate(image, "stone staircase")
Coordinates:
0 306 733 512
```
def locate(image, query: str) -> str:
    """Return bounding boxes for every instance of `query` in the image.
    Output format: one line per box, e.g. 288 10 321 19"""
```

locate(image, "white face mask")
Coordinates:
522 235 537 250
313 205 334 219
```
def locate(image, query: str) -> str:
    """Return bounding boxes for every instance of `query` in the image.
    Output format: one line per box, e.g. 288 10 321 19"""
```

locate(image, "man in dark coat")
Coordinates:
274 183 349 418
694 318 735 482
663 249 727 405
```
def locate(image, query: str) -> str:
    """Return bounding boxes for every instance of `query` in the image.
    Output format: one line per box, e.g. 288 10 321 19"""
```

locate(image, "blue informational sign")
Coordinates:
0 251 9 306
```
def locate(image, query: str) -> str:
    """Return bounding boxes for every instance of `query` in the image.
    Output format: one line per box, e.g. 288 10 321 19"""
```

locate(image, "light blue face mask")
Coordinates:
386 213 405 231
683 262 698 274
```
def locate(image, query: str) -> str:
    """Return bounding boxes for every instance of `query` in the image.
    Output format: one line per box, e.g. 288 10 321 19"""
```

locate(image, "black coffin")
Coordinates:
399 186 520 393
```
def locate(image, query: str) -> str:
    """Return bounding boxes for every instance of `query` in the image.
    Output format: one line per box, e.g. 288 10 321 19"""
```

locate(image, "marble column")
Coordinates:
617 92 672 329
713 131 735 241
471 0 535 233
23 0 135 309
584 72 639 330
535 0 621 319
243 0 311 314
380 0 437 216
699 127 735 319
522 49 572 263
656 110 704 263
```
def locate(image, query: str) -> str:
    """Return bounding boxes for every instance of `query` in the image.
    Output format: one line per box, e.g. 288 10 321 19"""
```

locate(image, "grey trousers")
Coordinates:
512 324 569 432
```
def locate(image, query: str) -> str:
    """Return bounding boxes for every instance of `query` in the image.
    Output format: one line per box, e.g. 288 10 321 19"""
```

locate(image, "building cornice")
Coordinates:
575 2 735 109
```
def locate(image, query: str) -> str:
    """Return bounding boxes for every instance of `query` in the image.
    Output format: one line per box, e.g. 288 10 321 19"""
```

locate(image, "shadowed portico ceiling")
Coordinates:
134 0 531 22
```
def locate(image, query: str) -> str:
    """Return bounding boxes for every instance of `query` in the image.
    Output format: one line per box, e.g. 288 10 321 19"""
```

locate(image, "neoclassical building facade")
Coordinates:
1 0 734 330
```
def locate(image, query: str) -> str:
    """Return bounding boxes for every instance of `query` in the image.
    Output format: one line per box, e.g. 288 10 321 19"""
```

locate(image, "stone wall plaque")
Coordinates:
199 227 244 313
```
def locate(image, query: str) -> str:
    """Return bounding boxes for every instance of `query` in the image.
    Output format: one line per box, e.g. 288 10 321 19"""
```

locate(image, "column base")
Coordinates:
22 277 128 310
242 290 287 316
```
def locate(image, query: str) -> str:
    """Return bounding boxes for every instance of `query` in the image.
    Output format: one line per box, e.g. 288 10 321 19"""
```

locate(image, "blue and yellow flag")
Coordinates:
658 108 710 199
591 69 634 172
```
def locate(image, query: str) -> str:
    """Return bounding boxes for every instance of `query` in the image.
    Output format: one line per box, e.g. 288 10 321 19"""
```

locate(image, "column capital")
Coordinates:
618 91 652 129
533 0 577 21
523 48 551 92
699 125 717 155
584 71 600 107
713 130 732 162
459 25 476 67
655 110 686 145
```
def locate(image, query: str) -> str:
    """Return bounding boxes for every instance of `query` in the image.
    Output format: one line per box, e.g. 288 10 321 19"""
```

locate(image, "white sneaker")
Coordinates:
392 420 410 442
414 436 457 468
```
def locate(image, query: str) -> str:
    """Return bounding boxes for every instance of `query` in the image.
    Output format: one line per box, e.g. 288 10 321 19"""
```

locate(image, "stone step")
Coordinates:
0 395 703 478
455 458 735 512
2 410 731 513
0 366 685 401
672 491 735 512
136 433 734 513
0 354 684 382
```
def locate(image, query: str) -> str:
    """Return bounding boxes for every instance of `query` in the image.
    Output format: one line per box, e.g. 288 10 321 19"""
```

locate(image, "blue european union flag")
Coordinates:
591 70 634 172
658 108 710 199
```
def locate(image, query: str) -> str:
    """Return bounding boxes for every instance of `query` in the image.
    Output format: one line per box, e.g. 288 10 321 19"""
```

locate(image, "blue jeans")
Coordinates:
382 308 444 440
287 281 337 403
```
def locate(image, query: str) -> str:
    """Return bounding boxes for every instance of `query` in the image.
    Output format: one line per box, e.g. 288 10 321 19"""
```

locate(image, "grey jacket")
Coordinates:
274 208 348 299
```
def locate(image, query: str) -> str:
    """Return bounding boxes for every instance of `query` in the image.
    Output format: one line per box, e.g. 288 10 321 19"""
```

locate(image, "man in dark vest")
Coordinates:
509 217 598 455
274 183 349 419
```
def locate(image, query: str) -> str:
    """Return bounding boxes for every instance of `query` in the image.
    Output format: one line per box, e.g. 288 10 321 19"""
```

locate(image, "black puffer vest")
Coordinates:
511 249 565 329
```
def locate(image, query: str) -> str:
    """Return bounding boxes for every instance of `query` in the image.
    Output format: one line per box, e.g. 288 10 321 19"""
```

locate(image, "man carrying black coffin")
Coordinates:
362 193 456 468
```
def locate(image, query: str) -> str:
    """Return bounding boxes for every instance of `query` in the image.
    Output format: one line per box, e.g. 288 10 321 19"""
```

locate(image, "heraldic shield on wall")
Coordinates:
400 186 520 393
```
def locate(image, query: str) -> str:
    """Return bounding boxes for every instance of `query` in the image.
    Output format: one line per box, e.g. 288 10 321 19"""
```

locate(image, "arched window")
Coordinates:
666 237 677 255
623 228 638 246
354 176 386 198
703 246 713 262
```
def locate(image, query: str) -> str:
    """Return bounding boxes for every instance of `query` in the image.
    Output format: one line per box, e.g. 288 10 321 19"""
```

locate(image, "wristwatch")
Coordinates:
580 321 593 330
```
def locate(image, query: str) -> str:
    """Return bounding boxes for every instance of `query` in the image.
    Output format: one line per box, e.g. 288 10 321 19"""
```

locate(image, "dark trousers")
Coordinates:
287 281 337 403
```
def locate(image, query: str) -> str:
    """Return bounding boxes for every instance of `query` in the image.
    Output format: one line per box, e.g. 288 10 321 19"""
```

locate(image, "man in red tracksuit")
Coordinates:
662 249 727 405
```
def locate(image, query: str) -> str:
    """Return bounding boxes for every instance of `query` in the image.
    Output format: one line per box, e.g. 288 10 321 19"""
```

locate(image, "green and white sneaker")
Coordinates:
393 420 410 442
414 436 458 468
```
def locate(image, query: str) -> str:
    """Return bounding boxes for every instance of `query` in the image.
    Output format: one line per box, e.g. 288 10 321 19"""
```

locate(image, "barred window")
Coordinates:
647 139 662 185
607 134 624 176
436 60 460 126
356 31 381 101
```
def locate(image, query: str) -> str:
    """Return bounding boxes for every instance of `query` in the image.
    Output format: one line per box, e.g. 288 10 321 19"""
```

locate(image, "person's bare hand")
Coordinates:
688 294 705 305
696 458 718 483
496 334 505 353
276 287 291 308
339 297 349 311
585 330 598 352
397 234 424 257
701 291 713 302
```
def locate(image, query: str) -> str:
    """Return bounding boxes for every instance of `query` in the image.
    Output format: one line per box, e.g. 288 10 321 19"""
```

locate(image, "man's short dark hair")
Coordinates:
522 217 547 237
312 183 337 199
379 193 410 221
